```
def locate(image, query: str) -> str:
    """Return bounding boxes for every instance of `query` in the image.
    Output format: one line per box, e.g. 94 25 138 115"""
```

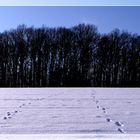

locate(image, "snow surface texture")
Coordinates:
0 88 139 134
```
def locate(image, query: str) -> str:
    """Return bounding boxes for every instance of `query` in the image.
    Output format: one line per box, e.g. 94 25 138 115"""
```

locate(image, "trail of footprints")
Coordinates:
1 98 45 123
91 91 125 134
2 102 32 122
1 98 45 129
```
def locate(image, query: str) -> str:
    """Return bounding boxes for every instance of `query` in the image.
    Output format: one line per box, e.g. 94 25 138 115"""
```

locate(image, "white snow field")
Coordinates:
0 88 140 134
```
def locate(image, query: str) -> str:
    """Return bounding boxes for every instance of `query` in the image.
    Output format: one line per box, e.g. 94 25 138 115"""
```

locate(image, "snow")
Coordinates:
0 88 139 134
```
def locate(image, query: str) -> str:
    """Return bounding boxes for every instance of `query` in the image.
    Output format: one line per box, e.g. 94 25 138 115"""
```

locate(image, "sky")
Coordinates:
0 0 140 6
0 7 140 34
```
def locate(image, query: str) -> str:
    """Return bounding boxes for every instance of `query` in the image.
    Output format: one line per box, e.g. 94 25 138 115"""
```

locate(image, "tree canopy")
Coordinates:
0 24 139 87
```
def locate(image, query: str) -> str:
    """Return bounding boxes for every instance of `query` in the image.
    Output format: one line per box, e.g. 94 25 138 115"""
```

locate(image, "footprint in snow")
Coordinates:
97 106 99 109
96 101 99 104
106 118 112 122
102 108 106 111
7 112 11 116
3 117 7 120
115 121 124 127
103 110 106 113
118 128 125 133
127 101 132 104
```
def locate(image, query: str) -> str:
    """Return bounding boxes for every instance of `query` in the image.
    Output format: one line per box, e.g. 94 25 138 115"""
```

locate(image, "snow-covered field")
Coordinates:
0 88 140 134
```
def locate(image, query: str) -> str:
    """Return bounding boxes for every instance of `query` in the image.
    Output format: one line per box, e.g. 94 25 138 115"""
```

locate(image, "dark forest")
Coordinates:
0 24 140 87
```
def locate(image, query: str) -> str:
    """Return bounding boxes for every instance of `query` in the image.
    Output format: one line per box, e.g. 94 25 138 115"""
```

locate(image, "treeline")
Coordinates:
0 24 140 87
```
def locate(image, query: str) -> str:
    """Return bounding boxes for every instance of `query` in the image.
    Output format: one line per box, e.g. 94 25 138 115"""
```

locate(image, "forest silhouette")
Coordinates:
0 24 139 87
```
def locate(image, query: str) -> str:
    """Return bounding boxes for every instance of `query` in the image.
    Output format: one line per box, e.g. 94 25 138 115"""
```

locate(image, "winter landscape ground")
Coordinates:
0 88 139 135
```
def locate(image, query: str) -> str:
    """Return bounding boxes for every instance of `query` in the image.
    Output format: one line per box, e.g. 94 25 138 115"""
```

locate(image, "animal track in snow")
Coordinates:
96 101 99 104
118 128 125 133
106 118 112 122
103 111 106 113
102 108 106 111
90 91 126 134
1 101 33 123
115 121 124 127
7 112 11 116
3 117 7 120
97 106 99 109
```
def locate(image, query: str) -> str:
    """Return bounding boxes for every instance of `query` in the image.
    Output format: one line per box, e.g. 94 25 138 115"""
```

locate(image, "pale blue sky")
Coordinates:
0 0 140 6
0 7 140 34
